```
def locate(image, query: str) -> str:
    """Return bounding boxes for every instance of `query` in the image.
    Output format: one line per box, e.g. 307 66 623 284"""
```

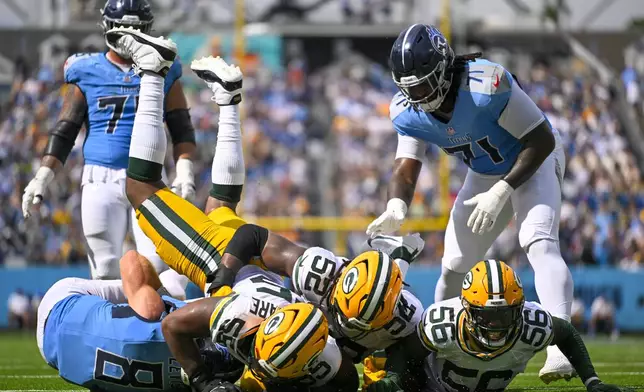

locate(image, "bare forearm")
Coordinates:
161 299 219 377
173 141 196 162
502 145 549 189
502 123 555 189
388 158 421 205
41 155 63 171
165 329 203 376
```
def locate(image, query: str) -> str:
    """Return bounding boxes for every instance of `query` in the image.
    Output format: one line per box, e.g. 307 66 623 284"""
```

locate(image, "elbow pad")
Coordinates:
44 120 82 163
224 224 269 265
166 109 196 145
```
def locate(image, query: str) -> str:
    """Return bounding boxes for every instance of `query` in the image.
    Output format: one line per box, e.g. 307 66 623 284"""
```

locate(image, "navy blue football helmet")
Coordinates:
389 24 455 112
101 0 154 56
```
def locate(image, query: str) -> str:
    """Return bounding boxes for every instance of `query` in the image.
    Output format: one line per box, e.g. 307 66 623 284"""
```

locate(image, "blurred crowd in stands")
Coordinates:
1 41 644 270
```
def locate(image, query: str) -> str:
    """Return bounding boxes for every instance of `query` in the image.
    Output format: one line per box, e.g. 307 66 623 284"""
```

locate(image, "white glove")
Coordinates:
22 166 55 219
190 56 242 106
171 158 195 201
366 198 408 237
463 180 513 235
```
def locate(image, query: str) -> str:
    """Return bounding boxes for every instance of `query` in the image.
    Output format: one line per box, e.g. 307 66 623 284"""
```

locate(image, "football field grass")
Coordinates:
0 332 642 391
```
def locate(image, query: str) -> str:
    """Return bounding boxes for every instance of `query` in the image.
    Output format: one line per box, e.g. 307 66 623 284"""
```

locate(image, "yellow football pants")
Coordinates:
135 188 245 293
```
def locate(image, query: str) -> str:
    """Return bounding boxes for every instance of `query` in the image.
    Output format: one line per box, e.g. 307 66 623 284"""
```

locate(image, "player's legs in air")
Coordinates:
436 134 574 381
130 199 191 297
105 27 245 296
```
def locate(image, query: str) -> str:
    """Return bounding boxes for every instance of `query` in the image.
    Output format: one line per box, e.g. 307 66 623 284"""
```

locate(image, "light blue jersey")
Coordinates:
42 294 188 391
391 59 548 175
64 53 182 169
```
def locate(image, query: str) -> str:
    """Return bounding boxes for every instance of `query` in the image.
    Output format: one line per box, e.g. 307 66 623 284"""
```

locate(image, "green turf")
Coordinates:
0 332 642 391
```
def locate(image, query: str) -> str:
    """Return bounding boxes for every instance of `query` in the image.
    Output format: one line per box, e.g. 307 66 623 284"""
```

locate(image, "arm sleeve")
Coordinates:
166 109 196 145
395 134 427 161
496 78 546 139
223 224 269 264
551 316 599 386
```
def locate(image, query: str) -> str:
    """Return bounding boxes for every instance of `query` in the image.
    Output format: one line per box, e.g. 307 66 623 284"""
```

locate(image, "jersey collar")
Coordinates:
103 52 135 74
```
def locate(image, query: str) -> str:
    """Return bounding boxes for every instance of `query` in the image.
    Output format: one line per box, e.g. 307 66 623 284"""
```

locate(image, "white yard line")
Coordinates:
0 365 50 370
0 375 58 379
590 362 644 367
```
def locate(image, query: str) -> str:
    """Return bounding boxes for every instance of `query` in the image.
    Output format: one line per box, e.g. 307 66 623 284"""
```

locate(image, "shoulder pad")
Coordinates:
384 290 424 338
520 302 554 351
292 247 344 304
389 92 409 121
464 59 512 106
417 299 459 351
310 336 342 386
63 53 101 83
209 294 262 344
232 269 301 309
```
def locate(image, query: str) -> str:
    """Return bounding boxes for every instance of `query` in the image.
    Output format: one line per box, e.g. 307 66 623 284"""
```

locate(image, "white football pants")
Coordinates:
438 130 572 318
81 165 166 279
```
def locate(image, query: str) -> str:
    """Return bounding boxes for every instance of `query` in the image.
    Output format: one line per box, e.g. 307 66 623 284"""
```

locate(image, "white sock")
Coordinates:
527 240 573 321
128 72 166 181
210 105 244 202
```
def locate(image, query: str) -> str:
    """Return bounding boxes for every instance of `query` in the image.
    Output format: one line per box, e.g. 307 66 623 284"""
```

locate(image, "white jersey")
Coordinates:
210 267 341 386
292 247 424 361
417 298 554 392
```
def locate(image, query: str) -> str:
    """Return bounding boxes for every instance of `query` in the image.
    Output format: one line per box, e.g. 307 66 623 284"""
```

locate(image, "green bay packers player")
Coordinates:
162 289 359 391
367 260 627 392
218 228 426 389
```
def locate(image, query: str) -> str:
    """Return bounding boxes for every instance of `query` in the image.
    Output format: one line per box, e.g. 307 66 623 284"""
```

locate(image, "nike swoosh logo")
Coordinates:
492 74 500 88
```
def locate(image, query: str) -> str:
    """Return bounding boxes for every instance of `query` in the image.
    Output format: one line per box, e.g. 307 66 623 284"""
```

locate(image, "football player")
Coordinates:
105 25 420 389
366 24 574 381
22 0 196 291
214 227 426 390
217 227 425 352
162 287 359 392
36 251 241 391
367 260 627 392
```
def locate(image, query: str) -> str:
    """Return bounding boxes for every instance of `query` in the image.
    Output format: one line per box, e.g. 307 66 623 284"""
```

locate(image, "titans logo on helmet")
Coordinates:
427 25 450 56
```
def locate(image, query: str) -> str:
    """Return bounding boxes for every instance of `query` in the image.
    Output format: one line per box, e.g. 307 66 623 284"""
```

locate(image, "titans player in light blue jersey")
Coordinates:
367 24 575 383
22 0 195 291
36 251 242 391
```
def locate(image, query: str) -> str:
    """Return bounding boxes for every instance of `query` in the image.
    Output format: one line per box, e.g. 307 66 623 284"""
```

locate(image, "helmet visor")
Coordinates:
466 303 522 345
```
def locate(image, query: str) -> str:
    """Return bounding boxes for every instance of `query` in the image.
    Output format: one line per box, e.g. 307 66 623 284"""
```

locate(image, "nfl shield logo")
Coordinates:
446 127 456 135
124 75 131 83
